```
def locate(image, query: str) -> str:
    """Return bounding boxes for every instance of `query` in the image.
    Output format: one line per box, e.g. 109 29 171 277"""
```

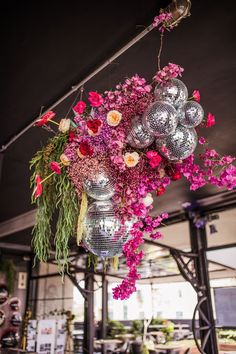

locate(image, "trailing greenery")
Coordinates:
218 329 236 342
30 133 79 272
0 258 16 293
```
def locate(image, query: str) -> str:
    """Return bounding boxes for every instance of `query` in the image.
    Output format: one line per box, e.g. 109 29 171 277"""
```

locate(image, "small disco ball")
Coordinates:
154 78 188 108
178 101 204 128
0 285 8 305
1 331 19 348
156 125 198 161
142 101 178 137
11 312 22 327
127 116 154 149
83 200 133 258
0 310 6 326
83 170 115 201
9 298 21 311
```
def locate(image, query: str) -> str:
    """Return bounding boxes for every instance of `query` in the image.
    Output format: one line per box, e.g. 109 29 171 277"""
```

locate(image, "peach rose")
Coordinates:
60 153 70 166
123 152 140 167
107 110 122 127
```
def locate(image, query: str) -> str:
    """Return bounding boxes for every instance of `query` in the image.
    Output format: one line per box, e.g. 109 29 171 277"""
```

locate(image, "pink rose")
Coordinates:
146 151 162 168
88 91 104 107
73 101 86 114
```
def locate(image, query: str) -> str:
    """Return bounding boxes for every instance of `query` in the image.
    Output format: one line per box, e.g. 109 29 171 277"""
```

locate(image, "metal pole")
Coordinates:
0 24 154 153
101 275 108 340
83 272 94 354
189 217 219 354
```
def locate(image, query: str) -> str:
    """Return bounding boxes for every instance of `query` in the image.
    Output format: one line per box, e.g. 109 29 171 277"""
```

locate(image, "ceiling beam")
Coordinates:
0 209 36 238
0 242 32 252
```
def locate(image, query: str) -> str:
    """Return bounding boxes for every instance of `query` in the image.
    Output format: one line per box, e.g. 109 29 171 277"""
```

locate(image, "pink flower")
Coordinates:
49 162 61 174
33 175 43 198
88 91 104 107
153 63 184 85
77 141 94 157
192 90 200 102
34 111 56 126
73 101 86 114
199 137 206 145
146 151 162 168
86 119 102 135
206 113 215 128
153 12 173 33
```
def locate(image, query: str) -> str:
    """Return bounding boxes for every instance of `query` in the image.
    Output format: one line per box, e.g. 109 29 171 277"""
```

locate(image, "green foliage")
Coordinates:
130 320 143 337
30 133 79 273
218 329 236 342
160 321 175 342
107 320 126 338
0 258 16 293
151 317 164 325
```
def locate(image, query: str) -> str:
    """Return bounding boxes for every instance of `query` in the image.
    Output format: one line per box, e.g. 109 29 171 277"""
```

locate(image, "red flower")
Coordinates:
69 130 76 142
78 141 94 157
206 113 215 128
73 101 86 114
88 91 104 107
86 119 102 134
171 171 182 181
192 90 200 102
34 111 56 126
146 151 162 168
33 175 43 198
49 162 61 174
156 186 165 196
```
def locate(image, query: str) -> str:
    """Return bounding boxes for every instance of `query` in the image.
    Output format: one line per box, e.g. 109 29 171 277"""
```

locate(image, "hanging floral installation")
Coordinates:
30 9 236 300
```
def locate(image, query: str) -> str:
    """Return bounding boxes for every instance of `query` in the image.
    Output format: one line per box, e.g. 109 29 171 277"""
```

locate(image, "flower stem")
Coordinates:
49 119 59 126
41 171 56 184
157 33 164 71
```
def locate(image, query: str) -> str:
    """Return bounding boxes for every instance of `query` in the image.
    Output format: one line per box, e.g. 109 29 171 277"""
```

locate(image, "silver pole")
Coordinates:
1 23 154 152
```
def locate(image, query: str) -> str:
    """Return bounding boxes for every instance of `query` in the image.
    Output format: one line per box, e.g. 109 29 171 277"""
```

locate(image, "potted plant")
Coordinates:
130 320 144 354
107 320 126 339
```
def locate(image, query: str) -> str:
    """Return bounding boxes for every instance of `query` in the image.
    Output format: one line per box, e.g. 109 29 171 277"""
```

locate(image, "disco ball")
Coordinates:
0 310 6 326
11 312 22 327
154 78 188 108
0 285 8 305
127 116 154 149
83 170 115 201
142 101 178 137
1 331 19 348
178 101 204 128
9 298 21 311
156 125 198 161
83 201 133 258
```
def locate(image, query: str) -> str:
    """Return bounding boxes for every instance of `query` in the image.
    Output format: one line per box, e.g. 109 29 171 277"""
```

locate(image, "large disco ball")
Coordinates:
142 101 177 137
156 125 198 161
83 201 133 258
83 170 115 201
178 101 204 128
127 116 154 149
0 285 8 305
154 78 188 108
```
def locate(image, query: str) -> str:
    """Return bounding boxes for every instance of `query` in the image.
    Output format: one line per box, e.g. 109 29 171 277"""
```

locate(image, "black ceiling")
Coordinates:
1 0 236 230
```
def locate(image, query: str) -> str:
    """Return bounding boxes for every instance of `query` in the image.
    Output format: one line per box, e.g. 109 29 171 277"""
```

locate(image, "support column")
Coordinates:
189 217 218 354
101 275 108 339
83 272 94 354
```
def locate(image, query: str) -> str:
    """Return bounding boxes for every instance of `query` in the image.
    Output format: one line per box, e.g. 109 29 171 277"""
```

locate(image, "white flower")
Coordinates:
107 110 122 127
59 118 71 133
142 193 153 207
123 152 140 167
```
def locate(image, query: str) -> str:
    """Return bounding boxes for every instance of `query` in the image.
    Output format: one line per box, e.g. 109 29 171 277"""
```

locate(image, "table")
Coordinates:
94 339 123 354
155 343 185 354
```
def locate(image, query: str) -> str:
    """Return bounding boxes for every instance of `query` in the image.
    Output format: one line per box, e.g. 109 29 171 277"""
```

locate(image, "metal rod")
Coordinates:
0 23 154 153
